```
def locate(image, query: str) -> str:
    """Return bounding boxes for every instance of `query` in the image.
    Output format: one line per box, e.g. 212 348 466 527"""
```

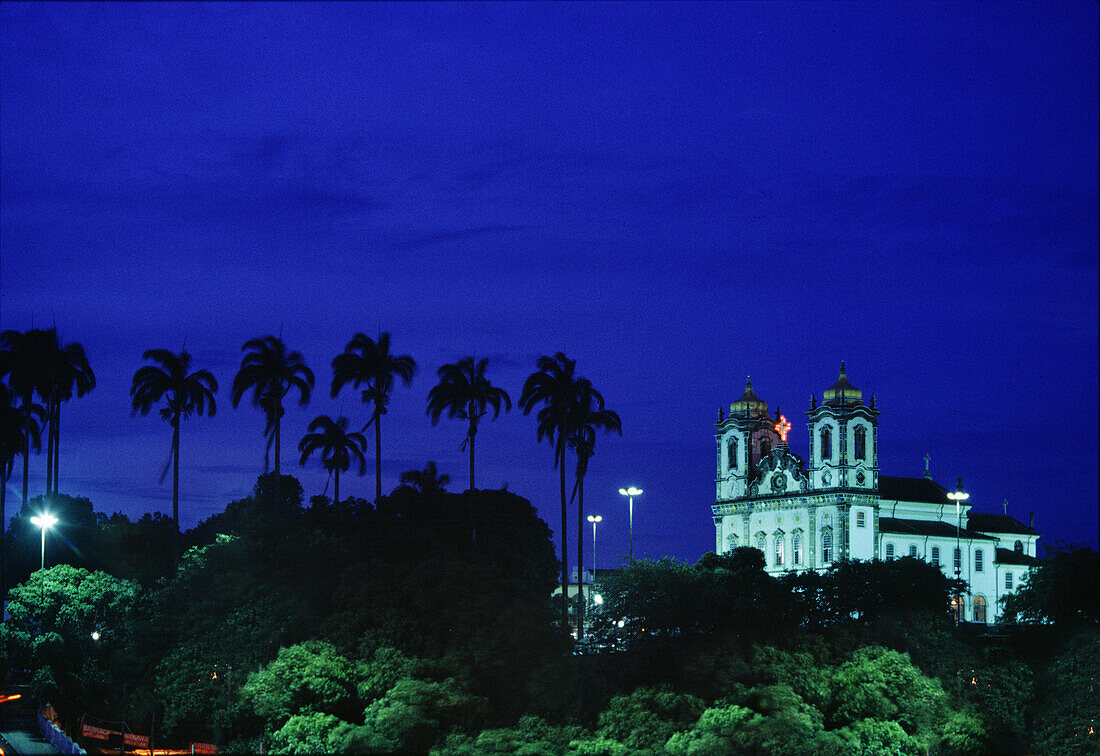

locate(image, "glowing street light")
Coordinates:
30 513 58 571
618 487 642 560
947 481 970 625
587 515 602 592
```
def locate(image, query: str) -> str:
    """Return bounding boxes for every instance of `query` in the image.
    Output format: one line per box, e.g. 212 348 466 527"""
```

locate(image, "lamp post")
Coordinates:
618 487 642 560
30 513 58 571
587 515 602 587
947 481 969 625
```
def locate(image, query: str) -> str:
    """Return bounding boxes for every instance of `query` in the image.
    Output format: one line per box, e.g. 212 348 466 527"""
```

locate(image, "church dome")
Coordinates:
730 377 769 417
823 362 863 407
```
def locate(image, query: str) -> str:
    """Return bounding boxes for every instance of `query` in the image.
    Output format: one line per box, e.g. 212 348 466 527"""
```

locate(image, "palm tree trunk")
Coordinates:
21 393 30 506
52 403 60 494
374 409 382 503
274 414 281 477
45 400 54 495
559 445 569 641
576 472 585 642
469 429 475 492
172 420 180 562
334 468 340 507
1 472 7 593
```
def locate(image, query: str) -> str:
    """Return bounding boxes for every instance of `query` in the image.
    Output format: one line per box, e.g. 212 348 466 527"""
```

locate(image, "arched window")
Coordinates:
821 428 831 460
727 534 739 553
726 437 738 471
953 547 962 573
1014 540 1023 553
756 533 767 556
854 426 866 460
792 532 803 565
949 597 962 623
908 544 918 558
760 439 771 459
975 549 984 572
774 534 785 566
973 595 987 624
931 546 941 566
885 542 895 560
821 528 833 563
1005 571 1014 590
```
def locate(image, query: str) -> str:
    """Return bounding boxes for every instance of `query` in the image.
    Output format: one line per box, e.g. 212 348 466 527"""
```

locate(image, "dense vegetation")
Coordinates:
1 476 1096 755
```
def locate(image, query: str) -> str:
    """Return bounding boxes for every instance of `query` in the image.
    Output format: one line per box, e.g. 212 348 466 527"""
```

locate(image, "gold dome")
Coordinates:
823 362 863 407
730 377 769 418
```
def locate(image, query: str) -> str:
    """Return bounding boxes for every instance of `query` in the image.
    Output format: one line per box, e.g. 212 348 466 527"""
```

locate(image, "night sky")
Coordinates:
2 2 1096 564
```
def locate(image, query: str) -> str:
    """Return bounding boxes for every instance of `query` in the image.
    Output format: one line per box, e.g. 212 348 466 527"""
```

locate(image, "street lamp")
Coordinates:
587 515 602 589
618 487 642 560
30 513 58 571
947 481 969 624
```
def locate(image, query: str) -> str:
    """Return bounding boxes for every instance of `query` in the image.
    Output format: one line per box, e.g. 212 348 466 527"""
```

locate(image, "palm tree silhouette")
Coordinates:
0 328 54 505
567 382 621 641
397 460 450 498
298 415 366 506
39 328 95 494
231 335 314 476
0 381 43 591
331 332 416 503
519 351 583 639
427 356 511 491
130 348 218 553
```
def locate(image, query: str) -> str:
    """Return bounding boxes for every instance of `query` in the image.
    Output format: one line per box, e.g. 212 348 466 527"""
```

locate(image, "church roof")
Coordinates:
967 513 1036 536
730 377 768 418
995 547 1040 567
878 476 950 504
823 362 863 407
879 516 997 540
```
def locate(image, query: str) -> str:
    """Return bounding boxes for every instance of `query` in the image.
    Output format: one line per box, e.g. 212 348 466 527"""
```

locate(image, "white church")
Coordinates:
712 364 1040 625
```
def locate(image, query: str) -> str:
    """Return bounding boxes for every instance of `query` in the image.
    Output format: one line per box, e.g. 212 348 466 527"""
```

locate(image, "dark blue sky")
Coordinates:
2 2 1097 562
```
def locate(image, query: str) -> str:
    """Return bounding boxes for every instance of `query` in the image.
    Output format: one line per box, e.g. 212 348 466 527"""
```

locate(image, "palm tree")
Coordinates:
231 335 314 476
567 383 621 641
427 356 511 491
130 348 218 551
0 328 55 505
331 332 416 503
40 328 95 494
397 460 450 498
0 381 43 591
519 352 582 639
298 415 367 506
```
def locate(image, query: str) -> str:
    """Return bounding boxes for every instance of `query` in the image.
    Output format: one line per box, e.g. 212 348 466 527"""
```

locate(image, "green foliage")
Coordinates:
1001 544 1100 629
939 709 987 756
241 641 359 726
434 715 585 755
269 712 346 755
360 677 488 753
1030 629 1100 756
593 685 704 753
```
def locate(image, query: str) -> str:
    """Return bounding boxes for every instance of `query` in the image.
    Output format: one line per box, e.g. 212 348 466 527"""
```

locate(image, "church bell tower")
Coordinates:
716 377 781 501
806 363 879 491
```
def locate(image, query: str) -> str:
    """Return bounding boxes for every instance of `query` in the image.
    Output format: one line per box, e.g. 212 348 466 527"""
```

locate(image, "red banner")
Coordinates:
81 724 115 740
191 743 218 754
123 732 150 748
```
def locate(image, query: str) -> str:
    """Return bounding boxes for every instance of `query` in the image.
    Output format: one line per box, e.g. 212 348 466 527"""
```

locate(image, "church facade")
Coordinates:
711 364 1040 625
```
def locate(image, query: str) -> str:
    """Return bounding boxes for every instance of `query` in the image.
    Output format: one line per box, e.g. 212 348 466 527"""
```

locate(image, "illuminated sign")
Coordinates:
774 415 791 443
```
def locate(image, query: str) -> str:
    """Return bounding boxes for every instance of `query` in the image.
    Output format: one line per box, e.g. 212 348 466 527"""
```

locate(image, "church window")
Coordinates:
760 439 771 458
792 532 802 565
756 533 767 556
1014 540 1023 553
953 547 962 573
1005 572 1013 590
908 544 918 558
973 595 987 624
975 549 984 572
931 546 941 566
885 542 895 560
949 597 962 623
854 426 866 460
775 535 785 566
856 511 866 528
856 471 866 485
727 437 738 471
821 428 831 460
821 528 833 563
727 535 739 553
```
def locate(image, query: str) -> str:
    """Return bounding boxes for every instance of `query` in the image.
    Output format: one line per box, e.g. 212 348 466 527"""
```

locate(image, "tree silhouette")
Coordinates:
298 415 367 506
331 332 416 503
231 335 314 476
397 461 450 498
567 382 621 641
519 351 582 639
0 328 55 505
427 356 511 492
130 348 218 554
0 382 43 591
39 328 95 494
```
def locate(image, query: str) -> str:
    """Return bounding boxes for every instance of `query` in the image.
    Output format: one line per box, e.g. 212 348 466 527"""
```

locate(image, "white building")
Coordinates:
711 364 1040 624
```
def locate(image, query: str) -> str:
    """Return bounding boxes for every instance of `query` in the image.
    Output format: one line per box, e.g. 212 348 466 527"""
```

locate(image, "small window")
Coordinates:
821 428 832 460
1014 540 1023 554
821 528 833 563
792 532 803 565
1005 572 1013 590
931 546 941 566
975 549 984 573
854 426 866 460
908 544 918 558
727 535 739 554
726 437 738 471
973 595 987 623
953 547 962 573
775 535 785 566
885 542 895 560
856 511 866 528
756 533 766 555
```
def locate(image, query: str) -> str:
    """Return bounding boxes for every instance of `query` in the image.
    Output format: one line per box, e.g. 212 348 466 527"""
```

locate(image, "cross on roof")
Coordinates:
774 415 791 443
